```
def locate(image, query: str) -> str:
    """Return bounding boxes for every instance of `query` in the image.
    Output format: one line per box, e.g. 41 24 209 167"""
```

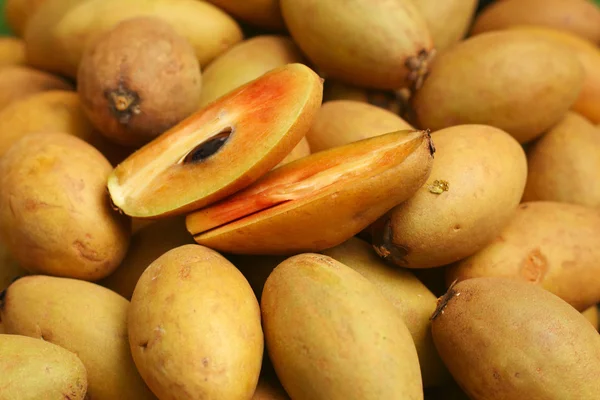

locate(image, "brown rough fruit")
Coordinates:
306 100 413 152
205 0 285 31
506 25 600 125
0 65 73 111
0 90 130 165
321 237 449 388
583 305 599 331
412 30 585 143
199 35 305 108
99 216 194 300
0 37 26 67
431 277 600 399
523 112 600 207
53 0 243 78
410 0 478 51
447 202 600 311
128 244 264 400
371 125 527 269
0 275 157 399
78 17 202 147
0 133 131 281
472 0 600 44
4 0 49 37
281 0 434 90
261 253 423 400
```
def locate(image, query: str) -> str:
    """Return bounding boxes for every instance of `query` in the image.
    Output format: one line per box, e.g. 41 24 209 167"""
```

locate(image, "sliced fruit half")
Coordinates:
186 129 435 255
107 63 323 218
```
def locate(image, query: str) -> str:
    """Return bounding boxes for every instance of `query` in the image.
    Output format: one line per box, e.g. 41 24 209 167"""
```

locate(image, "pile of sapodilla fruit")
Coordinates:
1 0 600 399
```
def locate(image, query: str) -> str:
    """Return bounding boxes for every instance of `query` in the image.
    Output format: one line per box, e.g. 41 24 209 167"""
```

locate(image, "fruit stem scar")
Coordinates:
105 84 141 125
405 48 437 92
431 280 459 321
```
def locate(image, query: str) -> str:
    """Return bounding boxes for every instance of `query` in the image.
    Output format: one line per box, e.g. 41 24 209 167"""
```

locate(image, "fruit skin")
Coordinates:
507 25 600 125
107 63 323 219
99 216 194 300
262 253 423 400
128 244 264 400
371 125 527 269
523 112 600 207
4 0 49 37
306 100 413 153
280 0 433 90
0 275 156 400
53 0 243 78
321 237 449 388
410 0 478 51
0 90 130 165
0 37 26 67
276 137 311 168
0 334 88 400
431 277 600 400
199 35 304 108
412 30 585 144
205 0 285 31
0 65 73 111
0 133 131 281
582 305 599 331
472 0 600 44
77 17 202 148
447 202 600 312
188 129 434 255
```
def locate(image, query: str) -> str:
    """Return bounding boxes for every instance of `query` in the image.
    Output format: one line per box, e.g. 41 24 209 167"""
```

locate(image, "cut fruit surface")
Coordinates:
107 63 323 218
186 129 435 255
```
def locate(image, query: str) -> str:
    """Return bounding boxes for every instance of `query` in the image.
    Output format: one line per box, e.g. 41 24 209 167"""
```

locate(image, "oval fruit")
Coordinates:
205 0 284 31
523 112 600 207
0 133 131 281
321 237 449 387
0 334 88 400
0 65 72 111
447 201 600 311
472 0 600 44
53 0 243 78
199 35 304 108
410 0 478 51
128 244 263 400
187 129 434 255
281 0 433 90
0 275 156 399
0 37 25 67
306 100 413 152
262 253 423 399
371 125 527 269
4 0 49 37
431 277 600 399
583 305 599 331
412 30 585 143
78 16 202 147
276 137 311 168
108 64 323 219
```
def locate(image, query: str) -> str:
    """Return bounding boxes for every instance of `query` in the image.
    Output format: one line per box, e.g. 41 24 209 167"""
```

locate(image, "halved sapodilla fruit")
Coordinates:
107 63 323 218
186 129 435 255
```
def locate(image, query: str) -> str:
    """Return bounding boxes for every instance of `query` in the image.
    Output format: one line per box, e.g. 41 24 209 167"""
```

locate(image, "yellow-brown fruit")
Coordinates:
410 0 478 51
53 0 243 78
372 125 527 269
0 65 72 111
280 0 434 90
431 277 600 399
0 37 26 67
276 137 311 168
4 0 48 37
447 202 600 311
306 100 413 152
0 133 131 281
128 244 264 400
472 0 600 44
583 305 599 331
262 253 423 399
99 216 194 300
523 112 600 207
0 334 88 399
0 275 156 399
205 0 285 31
412 30 585 143
199 35 304 108
78 17 202 147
